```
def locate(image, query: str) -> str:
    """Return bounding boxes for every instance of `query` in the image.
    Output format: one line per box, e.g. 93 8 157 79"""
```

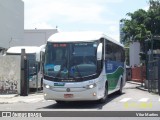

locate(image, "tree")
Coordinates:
146 0 160 35
121 9 150 51
121 0 160 49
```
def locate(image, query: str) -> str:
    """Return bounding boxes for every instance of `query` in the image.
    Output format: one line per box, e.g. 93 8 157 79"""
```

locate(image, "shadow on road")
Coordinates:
37 92 125 110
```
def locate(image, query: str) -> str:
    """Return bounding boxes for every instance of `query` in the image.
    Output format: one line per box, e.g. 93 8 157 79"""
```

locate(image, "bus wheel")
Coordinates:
117 80 123 95
56 100 65 104
99 84 108 103
41 78 43 90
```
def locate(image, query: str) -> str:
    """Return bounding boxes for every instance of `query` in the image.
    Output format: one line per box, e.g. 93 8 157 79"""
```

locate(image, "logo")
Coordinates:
66 88 70 92
54 83 65 86
2 112 11 117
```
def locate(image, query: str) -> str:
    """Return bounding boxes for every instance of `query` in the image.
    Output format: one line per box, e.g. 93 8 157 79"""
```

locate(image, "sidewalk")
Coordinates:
127 81 148 91
0 94 18 98
0 92 44 104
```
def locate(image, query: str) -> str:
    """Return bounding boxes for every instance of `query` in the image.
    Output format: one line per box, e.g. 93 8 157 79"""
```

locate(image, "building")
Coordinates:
22 29 58 46
129 42 140 67
0 0 24 53
0 0 58 54
119 21 125 44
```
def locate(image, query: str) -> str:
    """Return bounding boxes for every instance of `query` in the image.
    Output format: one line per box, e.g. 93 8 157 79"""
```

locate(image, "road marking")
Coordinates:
159 98 160 102
47 100 54 102
139 98 149 102
119 98 131 102
23 99 37 102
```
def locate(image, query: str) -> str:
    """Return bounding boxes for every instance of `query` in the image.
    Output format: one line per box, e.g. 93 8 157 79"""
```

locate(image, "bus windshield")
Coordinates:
44 42 98 81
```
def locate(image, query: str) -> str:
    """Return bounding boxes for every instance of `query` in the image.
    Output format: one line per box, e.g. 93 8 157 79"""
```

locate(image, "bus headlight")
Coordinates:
88 84 94 89
45 85 50 89
86 83 96 89
44 84 50 89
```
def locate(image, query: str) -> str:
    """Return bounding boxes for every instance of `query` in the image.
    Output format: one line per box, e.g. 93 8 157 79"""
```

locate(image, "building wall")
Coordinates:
129 42 140 67
0 55 21 94
22 29 58 46
0 0 24 49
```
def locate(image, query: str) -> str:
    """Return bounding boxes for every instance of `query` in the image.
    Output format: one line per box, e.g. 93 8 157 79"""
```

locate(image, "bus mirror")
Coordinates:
36 51 40 62
97 43 102 60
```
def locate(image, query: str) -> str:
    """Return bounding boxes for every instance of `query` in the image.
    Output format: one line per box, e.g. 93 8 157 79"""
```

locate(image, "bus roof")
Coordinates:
47 31 123 47
7 46 39 54
39 44 46 52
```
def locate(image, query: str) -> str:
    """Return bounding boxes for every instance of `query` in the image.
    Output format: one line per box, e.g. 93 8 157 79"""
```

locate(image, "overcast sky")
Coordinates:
22 0 149 41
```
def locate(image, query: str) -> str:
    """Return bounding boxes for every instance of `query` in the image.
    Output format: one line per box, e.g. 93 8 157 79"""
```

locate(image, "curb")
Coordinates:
0 95 44 104
136 86 148 91
0 102 9 104
0 92 43 99
127 81 148 91
0 94 19 98
127 81 142 85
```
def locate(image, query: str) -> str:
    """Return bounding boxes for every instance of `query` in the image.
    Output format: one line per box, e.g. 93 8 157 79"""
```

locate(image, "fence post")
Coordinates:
36 62 38 93
158 58 160 95
148 61 151 93
140 66 143 87
20 49 28 96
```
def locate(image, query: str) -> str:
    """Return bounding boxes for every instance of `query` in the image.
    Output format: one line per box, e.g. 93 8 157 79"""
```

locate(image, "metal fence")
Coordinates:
148 58 160 95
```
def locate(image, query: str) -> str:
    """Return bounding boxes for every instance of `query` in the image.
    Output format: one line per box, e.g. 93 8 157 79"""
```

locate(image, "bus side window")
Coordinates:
105 40 116 61
121 49 125 62
115 45 121 62
105 40 110 60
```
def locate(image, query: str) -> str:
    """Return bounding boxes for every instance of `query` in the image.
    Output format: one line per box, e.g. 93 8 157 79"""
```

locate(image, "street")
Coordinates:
0 82 160 112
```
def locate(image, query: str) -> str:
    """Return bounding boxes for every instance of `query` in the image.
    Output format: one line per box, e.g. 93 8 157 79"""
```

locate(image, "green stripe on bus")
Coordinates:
107 67 124 91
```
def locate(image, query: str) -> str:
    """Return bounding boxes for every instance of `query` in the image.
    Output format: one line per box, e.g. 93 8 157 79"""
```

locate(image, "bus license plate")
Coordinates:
64 94 73 98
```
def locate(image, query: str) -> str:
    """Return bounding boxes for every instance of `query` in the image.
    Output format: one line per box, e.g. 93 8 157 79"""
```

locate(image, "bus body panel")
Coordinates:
43 69 107 101
44 87 99 101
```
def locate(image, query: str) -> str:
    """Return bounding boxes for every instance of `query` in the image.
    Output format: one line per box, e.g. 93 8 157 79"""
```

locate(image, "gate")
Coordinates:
148 58 160 95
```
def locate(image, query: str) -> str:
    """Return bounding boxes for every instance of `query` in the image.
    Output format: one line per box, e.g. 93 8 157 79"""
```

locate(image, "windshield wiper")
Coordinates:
44 74 54 78
55 69 62 78
74 65 83 79
55 60 67 78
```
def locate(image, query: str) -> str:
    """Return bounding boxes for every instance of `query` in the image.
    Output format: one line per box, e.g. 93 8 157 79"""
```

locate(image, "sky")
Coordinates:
22 0 149 41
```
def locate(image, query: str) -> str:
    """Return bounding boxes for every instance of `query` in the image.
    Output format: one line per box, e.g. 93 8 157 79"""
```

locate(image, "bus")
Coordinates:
6 45 45 89
43 32 126 103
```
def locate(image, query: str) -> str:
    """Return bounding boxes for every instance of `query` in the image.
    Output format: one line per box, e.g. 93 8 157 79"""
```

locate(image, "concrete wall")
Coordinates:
23 29 58 46
0 56 21 94
129 42 140 67
0 0 24 49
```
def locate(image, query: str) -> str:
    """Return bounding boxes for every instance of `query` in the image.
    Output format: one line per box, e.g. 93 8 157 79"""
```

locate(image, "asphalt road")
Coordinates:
0 82 160 112
0 82 160 120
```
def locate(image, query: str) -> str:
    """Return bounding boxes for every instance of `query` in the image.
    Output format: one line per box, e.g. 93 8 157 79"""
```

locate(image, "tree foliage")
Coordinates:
121 0 160 46
147 0 160 35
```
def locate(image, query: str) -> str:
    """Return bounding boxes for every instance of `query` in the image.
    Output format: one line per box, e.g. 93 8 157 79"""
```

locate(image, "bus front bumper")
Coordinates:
43 87 100 101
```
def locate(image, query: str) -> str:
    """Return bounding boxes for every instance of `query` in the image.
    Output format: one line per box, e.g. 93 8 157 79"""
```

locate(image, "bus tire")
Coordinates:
41 78 43 90
117 79 123 95
99 83 108 103
56 100 65 104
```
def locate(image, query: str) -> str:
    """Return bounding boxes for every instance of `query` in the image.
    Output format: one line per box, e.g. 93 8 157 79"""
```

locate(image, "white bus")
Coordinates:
6 45 45 89
43 32 126 103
